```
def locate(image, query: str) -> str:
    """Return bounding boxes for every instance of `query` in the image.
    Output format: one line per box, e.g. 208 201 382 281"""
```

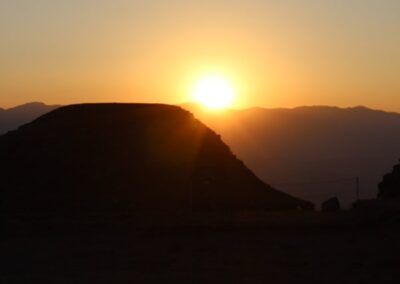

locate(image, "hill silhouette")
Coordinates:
0 104 311 226
0 102 59 135
183 104 400 208
4 102 400 209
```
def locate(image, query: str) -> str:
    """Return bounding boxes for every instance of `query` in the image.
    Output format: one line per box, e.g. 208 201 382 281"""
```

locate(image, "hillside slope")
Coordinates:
0 104 311 224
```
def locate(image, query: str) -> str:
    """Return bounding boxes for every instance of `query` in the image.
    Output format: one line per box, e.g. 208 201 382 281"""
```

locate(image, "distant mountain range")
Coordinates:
0 104 310 227
183 104 400 208
2 102 399 208
0 102 60 135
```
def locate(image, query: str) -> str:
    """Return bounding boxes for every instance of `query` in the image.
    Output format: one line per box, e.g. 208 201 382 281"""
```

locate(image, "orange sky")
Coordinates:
1 1 400 111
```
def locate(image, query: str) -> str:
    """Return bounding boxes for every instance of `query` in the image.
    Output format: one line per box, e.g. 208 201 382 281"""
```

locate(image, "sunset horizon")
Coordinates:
2 1 400 283
2 0 400 111
2 99 398 114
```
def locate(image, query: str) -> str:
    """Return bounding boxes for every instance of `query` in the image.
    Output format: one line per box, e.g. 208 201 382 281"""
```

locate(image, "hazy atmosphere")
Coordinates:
1 0 400 110
3 1 400 283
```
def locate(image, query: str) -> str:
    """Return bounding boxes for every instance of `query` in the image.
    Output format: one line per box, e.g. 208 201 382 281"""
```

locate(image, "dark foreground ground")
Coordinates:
2 218 400 284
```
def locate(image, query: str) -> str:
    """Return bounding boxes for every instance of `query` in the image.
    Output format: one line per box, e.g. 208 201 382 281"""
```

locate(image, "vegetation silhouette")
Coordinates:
321 197 340 212
0 103 312 230
378 160 400 199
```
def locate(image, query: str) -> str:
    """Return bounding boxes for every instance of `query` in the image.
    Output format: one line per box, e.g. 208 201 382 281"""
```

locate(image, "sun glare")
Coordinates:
192 75 235 110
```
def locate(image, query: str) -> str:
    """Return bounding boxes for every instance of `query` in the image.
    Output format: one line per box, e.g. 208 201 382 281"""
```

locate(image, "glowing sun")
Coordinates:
192 75 235 110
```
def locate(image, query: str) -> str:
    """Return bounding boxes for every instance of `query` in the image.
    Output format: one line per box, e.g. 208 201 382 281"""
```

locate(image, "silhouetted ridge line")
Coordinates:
0 102 59 135
0 103 312 228
183 103 400 208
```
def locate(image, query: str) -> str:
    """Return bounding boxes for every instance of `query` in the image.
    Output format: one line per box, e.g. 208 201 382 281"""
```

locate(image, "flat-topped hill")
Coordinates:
0 104 312 222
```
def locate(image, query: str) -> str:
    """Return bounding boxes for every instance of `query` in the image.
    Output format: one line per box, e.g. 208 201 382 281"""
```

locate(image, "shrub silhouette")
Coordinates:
378 160 400 199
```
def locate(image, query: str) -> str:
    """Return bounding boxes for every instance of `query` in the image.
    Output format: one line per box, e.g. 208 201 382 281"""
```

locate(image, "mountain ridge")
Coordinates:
183 103 400 208
4 102 400 208
0 102 60 135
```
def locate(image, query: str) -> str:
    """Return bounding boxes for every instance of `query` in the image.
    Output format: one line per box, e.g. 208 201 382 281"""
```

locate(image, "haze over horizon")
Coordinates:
1 0 400 111
3 3 400 281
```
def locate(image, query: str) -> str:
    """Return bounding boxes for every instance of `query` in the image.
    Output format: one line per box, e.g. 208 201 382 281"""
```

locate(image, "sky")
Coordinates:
1 0 400 111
